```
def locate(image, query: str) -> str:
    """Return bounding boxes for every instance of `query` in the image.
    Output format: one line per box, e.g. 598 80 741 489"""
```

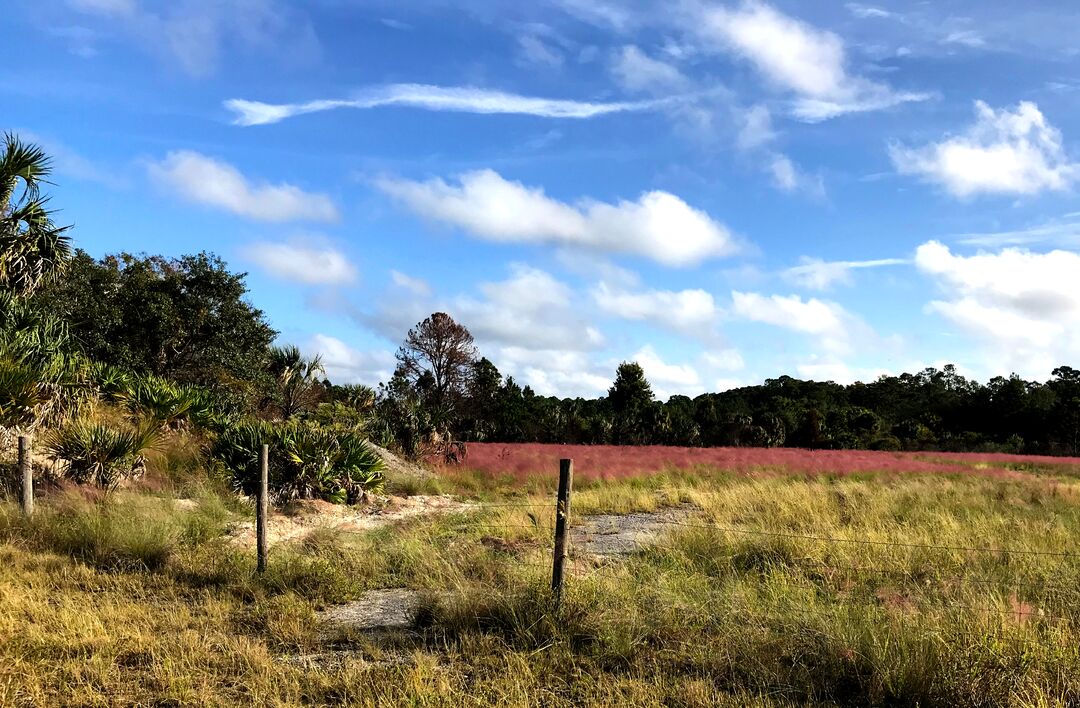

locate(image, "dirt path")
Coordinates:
571 504 696 556
226 495 475 547
299 505 697 651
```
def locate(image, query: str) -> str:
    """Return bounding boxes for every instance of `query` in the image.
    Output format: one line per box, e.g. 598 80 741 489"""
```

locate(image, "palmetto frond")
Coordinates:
43 419 160 490
0 134 71 296
0 132 51 213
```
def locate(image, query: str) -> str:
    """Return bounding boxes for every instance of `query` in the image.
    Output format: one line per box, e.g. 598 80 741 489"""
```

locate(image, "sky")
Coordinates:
7 0 1080 399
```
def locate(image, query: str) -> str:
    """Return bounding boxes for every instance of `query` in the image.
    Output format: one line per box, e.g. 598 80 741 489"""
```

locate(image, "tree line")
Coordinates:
4 132 1078 467
380 315 1080 458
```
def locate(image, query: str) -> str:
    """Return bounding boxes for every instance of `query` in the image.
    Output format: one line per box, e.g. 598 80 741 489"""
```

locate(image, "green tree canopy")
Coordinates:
34 250 276 396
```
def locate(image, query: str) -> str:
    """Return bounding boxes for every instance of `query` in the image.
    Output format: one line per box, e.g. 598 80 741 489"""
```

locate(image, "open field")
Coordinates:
457 442 1080 482
5 448 1080 706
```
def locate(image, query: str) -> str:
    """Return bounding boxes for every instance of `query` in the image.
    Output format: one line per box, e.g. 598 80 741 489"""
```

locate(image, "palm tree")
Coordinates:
0 133 72 296
266 345 326 420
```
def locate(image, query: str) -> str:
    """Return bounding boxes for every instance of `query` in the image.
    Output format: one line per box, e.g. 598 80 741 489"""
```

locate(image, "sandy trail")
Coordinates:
225 495 476 547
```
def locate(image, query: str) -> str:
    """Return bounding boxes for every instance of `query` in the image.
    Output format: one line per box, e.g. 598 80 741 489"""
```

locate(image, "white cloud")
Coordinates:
692 1 928 120
737 104 776 150
632 345 702 398
955 213 1080 248
308 334 394 386
518 35 564 68
375 169 739 267
148 151 339 222
915 240 1080 376
553 0 635 32
456 265 603 352
845 4 899 20
498 347 613 398
225 84 678 126
767 153 824 195
783 256 908 290
795 359 889 384
942 30 985 48
390 270 431 296
609 45 690 94
731 291 858 354
704 349 745 371
592 281 718 333
69 0 318 77
891 101 1078 197
380 18 412 31
245 241 356 285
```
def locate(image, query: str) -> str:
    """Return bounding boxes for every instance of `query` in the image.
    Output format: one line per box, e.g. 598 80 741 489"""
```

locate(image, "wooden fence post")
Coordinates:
551 458 573 609
257 444 269 574
18 435 32 518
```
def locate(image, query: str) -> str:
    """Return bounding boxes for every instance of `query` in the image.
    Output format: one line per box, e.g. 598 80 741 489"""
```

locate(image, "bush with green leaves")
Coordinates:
43 420 159 491
212 420 385 504
93 366 235 432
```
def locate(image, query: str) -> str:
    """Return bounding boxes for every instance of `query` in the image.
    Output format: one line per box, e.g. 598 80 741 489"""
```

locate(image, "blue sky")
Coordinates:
8 0 1080 398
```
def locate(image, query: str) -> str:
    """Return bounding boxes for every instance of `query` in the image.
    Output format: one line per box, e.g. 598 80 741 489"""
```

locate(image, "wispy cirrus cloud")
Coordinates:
784 256 908 290
225 84 682 126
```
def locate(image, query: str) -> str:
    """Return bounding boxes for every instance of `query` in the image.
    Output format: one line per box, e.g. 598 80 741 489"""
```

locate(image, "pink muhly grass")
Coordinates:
453 443 1080 483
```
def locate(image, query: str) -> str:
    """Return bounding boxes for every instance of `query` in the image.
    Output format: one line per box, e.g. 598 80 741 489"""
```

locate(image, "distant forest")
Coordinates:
377 313 1080 458
448 357 1080 457
27 250 1080 459
35 252 1080 459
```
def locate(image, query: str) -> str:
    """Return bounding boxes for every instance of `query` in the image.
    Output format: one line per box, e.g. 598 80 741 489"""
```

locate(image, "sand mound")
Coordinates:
370 443 434 482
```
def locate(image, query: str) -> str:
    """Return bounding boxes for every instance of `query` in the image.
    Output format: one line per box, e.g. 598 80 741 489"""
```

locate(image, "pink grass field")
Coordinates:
455 443 1080 482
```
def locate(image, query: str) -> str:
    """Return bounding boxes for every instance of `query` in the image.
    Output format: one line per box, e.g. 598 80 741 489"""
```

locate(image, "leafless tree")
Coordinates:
395 312 477 421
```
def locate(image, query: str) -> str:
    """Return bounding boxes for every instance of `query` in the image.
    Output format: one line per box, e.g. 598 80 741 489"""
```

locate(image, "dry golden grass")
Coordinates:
3 468 1080 705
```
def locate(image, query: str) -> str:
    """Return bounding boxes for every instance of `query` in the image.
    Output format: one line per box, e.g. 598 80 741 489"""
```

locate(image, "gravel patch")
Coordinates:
571 505 695 556
318 588 426 636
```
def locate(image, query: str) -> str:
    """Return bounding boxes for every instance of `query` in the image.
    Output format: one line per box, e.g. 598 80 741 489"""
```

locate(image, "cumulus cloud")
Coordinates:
375 169 739 267
783 256 908 290
632 345 702 398
148 151 339 222
457 265 604 352
795 359 889 384
225 84 678 126
731 291 858 354
308 334 395 385
691 0 928 120
891 101 1078 197
245 241 356 284
609 45 690 94
915 240 1080 375
592 281 719 333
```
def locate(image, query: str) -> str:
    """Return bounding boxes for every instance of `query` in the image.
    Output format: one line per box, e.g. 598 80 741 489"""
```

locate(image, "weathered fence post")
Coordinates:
257 444 269 574
18 435 32 518
551 458 573 609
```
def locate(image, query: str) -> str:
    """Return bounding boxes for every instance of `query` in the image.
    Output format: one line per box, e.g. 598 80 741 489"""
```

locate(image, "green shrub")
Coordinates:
42 419 159 490
109 371 235 431
212 419 385 503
